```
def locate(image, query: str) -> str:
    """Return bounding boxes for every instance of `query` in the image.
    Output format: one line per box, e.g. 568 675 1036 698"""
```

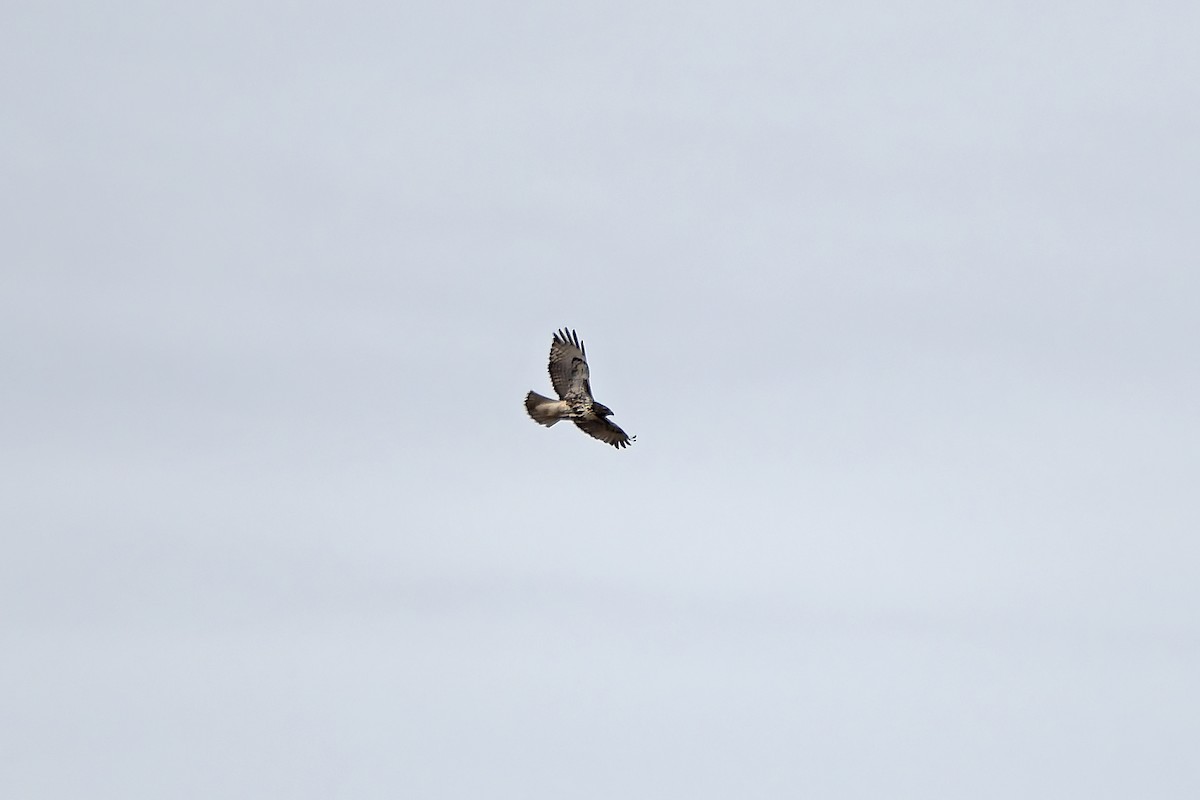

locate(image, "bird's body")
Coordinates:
525 328 635 449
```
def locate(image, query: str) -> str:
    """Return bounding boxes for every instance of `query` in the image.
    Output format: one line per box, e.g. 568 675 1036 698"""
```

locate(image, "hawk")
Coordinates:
525 328 635 449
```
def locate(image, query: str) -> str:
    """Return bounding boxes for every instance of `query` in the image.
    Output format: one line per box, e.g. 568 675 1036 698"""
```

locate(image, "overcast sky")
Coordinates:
3 1 1199 797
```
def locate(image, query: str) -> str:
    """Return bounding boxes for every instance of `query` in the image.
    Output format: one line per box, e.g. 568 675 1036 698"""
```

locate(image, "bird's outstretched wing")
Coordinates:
547 328 592 401
573 417 635 449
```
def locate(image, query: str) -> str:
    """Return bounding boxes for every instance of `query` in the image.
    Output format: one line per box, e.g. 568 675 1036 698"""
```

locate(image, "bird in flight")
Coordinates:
525 328 635 449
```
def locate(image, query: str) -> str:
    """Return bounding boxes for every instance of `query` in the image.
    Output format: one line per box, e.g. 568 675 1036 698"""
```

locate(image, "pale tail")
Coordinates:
525 391 566 427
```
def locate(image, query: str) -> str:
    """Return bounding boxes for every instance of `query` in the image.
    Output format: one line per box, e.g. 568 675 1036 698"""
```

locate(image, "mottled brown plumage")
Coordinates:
524 328 635 449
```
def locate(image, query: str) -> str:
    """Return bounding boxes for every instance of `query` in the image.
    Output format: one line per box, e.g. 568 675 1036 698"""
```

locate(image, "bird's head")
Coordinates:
592 402 614 417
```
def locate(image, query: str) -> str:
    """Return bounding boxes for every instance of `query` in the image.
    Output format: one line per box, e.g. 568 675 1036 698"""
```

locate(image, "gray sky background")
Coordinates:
4 1 1199 797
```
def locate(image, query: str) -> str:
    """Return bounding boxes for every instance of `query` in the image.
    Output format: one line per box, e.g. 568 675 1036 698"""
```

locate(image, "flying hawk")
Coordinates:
525 328 635 449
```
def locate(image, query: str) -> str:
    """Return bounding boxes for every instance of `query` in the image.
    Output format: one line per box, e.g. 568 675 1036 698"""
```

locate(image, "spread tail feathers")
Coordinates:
525 391 569 427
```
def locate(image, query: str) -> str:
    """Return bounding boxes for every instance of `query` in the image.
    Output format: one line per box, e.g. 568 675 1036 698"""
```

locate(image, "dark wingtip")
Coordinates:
553 327 584 354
